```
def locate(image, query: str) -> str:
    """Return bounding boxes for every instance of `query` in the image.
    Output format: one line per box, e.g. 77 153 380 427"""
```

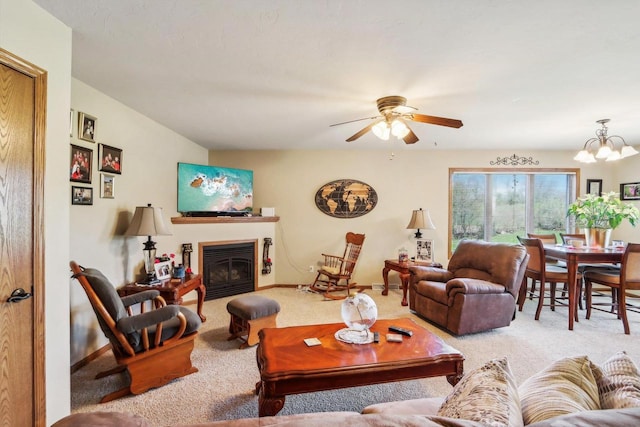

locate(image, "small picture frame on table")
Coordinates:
586 179 602 196
620 182 640 200
100 173 115 198
78 111 97 143
71 186 93 205
416 239 433 262
154 261 172 281
99 143 122 174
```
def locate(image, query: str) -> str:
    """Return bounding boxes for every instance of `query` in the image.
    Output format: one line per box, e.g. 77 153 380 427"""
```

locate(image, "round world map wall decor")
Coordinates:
315 179 378 218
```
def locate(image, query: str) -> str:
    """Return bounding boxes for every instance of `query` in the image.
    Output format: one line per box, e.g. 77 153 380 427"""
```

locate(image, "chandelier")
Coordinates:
574 119 638 163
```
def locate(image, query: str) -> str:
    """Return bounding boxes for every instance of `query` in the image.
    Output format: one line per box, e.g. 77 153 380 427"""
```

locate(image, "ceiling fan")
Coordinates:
331 96 463 144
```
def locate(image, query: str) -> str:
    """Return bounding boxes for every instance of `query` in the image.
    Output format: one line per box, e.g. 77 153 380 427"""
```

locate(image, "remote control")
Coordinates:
388 325 413 337
373 332 380 343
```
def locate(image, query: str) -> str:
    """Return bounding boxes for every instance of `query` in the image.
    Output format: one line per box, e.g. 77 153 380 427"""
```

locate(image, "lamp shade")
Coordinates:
125 204 172 237
407 208 436 231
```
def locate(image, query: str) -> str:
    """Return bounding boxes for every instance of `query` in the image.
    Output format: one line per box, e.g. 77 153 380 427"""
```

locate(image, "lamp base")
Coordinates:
413 230 423 239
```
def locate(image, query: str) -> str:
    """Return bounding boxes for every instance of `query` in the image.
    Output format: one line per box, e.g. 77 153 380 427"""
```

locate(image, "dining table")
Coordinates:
543 243 624 330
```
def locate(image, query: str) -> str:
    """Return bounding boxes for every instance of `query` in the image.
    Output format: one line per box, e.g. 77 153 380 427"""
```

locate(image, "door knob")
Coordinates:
6 288 32 303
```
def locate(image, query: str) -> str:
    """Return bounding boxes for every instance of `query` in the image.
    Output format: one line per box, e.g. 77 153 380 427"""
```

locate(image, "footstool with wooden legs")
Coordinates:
227 295 280 349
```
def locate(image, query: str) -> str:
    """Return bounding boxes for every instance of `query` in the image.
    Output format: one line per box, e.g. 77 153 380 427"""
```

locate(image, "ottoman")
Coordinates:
227 295 280 348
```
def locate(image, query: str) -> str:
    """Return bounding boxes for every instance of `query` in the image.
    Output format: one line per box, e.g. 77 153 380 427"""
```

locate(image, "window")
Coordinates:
449 168 579 254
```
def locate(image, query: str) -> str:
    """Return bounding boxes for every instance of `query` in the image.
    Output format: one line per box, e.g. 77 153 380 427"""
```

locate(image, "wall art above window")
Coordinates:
314 179 377 218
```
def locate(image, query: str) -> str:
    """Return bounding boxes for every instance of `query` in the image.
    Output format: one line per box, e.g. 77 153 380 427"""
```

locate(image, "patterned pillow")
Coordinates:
518 355 601 424
597 351 640 409
437 357 523 427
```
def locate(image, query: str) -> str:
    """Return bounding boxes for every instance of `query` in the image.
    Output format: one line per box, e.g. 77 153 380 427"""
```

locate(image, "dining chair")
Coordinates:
583 243 640 334
559 233 587 246
525 233 563 301
517 236 582 320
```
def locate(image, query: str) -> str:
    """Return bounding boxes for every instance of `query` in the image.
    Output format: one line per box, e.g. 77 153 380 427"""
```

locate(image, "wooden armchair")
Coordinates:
309 232 365 299
70 261 201 403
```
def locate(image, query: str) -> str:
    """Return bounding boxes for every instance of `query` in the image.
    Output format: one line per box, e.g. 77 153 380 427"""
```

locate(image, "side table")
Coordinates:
118 273 206 322
382 259 443 306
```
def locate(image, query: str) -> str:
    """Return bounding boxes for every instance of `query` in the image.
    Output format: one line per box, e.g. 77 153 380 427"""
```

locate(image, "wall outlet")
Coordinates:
308 265 314 273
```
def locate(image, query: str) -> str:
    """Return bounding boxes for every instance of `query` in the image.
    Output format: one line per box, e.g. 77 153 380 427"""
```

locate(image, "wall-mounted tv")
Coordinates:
177 162 253 216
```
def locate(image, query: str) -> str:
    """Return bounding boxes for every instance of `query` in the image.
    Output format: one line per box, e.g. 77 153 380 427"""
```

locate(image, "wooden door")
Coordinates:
0 48 47 426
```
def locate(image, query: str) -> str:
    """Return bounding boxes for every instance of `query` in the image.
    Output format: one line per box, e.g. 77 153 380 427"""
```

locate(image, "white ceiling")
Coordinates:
34 0 640 152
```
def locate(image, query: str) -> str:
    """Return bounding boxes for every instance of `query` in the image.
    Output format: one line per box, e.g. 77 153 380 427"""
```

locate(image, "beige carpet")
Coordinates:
69 286 640 426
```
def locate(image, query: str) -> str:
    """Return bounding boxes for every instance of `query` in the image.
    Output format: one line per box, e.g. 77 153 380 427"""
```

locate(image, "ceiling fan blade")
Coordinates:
346 121 379 142
330 116 380 127
403 128 419 144
409 113 463 128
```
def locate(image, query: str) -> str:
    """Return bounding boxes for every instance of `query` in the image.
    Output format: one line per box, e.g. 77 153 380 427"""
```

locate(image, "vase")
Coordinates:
583 228 612 248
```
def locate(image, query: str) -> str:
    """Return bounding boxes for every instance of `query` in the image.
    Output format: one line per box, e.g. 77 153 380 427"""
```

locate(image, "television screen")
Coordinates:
177 162 253 215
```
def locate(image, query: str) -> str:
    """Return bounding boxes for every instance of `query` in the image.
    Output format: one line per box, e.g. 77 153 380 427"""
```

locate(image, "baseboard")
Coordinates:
71 344 110 374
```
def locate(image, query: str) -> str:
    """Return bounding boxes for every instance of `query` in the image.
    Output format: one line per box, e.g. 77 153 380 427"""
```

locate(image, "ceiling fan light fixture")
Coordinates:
391 119 410 139
372 121 390 140
575 119 638 163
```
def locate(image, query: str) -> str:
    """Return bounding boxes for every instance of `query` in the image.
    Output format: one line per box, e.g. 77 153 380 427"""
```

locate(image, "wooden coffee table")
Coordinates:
255 317 464 416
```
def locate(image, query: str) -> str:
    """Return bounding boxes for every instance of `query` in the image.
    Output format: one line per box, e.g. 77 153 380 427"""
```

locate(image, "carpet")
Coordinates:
69 286 640 425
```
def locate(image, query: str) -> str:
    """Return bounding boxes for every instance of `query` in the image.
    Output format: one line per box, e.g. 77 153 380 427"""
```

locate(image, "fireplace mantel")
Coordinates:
171 216 279 225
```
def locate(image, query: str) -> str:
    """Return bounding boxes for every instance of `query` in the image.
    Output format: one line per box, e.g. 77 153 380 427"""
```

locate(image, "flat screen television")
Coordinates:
177 162 253 216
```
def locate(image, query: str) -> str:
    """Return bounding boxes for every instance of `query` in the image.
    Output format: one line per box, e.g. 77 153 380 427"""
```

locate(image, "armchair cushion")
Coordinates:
120 289 160 307
117 305 181 334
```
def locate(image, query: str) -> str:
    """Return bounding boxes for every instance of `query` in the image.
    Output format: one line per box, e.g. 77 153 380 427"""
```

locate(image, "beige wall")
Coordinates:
211 149 640 287
1 0 72 423
69 79 209 365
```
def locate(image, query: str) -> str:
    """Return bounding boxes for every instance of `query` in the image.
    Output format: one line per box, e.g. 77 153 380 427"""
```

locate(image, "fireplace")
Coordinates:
200 240 256 300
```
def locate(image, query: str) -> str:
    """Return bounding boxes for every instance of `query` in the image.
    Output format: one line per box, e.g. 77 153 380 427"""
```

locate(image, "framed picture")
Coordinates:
78 111 97 143
587 179 602 196
71 186 93 205
100 173 115 198
416 239 433 262
98 143 122 174
620 182 640 200
70 144 92 183
154 261 172 281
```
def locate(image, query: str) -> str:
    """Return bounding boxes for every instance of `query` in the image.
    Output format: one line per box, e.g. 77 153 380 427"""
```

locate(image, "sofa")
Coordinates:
53 352 640 426
409 239 529 335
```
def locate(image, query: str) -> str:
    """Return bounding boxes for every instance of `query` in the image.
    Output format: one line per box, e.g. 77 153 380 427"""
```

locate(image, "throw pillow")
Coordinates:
437 357 523 427
518 355 601 424
597 350 640 409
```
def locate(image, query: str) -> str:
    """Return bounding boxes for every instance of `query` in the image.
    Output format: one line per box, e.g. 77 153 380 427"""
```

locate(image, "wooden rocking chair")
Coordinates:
310 232 365 299
70 261 201 403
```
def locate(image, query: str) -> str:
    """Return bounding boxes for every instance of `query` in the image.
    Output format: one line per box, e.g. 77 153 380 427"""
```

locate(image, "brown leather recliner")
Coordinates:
409 239 529 335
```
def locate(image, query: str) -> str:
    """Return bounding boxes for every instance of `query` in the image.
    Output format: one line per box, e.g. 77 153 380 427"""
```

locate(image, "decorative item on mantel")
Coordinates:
567 191 640 248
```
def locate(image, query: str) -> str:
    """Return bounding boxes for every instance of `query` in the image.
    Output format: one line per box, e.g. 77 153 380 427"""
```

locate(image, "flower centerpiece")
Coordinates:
567 191 640 247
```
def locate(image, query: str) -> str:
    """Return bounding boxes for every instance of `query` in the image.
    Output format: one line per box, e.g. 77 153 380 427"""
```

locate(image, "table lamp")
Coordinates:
406 208 435 238
125 203 172 283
